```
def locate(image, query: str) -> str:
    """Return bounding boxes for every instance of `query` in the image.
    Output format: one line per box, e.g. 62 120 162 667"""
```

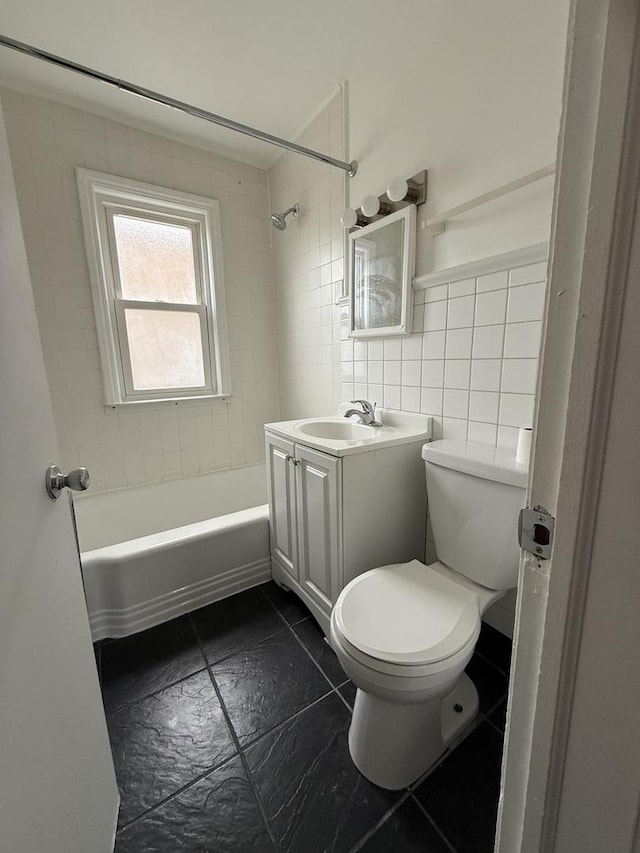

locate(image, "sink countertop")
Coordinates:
264 410 433 457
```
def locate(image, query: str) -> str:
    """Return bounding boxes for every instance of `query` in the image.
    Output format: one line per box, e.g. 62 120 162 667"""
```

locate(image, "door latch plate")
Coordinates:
518 506 555 559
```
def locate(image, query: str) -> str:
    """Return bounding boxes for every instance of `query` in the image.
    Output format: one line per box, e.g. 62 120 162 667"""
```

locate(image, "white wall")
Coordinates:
1 88 280 492
347 0 568 273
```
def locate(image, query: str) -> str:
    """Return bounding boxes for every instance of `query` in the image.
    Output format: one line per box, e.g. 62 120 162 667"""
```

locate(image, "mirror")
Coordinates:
349 204 416 338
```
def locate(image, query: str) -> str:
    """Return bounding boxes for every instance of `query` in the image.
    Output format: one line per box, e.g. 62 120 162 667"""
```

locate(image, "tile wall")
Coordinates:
268 91 345 419
341 259 546 450
1 88 280 492
344 257 546 635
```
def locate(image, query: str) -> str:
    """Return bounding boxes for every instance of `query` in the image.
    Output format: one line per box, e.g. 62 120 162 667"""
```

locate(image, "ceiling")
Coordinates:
0 0 426 169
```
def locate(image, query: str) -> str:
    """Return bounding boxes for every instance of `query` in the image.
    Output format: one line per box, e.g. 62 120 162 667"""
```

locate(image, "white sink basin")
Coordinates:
296 420 375 440
265 410 433 457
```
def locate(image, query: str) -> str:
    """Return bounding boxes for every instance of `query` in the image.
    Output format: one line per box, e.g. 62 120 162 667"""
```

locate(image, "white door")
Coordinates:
497 1 640 850
295 444 341 613
0 106 119 852
265 432 299 581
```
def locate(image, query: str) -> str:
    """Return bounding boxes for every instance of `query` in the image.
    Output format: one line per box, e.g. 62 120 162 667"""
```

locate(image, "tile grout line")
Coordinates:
408 792 459 853
188 611 284 853
346 791 413 853
115 749 241 835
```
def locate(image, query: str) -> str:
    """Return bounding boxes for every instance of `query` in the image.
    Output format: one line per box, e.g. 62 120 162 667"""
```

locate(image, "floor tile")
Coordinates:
191 587 285 665
476 623 513 675
414 721 504 853
356 796 452 853
338 680 357 709
260 580 311 624
100 616 205 713
211 629 331 747
293 617 347 686
246 692 400 853
489 698 508 732
108 670 237 828
114 755 275 853
465 653 509 714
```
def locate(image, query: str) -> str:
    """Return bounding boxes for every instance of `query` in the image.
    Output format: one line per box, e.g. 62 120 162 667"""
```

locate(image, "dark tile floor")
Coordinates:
94 582 512 853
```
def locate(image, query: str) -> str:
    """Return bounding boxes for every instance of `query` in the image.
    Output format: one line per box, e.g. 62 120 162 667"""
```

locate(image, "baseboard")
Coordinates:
89 557 272 640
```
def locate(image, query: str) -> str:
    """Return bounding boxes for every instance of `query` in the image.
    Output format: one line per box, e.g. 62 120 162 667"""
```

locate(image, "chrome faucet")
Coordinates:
343 399 382 427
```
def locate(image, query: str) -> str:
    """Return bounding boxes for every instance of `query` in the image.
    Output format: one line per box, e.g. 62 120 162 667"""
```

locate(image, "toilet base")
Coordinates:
348 673 479 790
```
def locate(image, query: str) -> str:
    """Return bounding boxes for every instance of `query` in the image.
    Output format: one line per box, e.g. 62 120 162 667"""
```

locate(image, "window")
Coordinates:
76 169 231 405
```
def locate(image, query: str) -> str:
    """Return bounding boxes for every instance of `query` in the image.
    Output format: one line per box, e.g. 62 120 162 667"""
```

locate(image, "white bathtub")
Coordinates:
75 464 270 641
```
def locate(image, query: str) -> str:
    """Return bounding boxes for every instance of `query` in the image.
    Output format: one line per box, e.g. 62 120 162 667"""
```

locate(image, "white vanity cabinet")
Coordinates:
265 419 429 635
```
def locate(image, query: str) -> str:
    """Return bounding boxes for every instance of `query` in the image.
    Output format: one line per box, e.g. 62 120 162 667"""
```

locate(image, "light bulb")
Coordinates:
360 194 381 217
340 208 358 228
386 177 409 203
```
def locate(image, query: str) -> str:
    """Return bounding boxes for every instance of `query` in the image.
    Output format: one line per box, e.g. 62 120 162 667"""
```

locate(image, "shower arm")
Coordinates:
0 33 358 178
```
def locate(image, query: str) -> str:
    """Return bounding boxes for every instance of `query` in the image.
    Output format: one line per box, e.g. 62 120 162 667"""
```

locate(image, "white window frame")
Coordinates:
76 169 231 406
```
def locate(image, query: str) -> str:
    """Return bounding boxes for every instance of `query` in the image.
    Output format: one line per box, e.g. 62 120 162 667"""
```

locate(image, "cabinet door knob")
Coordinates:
285 454 293 462
292 459 300 466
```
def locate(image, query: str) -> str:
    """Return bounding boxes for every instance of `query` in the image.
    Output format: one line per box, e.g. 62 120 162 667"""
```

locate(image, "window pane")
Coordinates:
113 215 198 303
124 309 206 390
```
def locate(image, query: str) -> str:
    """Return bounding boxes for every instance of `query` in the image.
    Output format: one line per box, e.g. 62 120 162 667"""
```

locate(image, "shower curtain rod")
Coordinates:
0 34 358 177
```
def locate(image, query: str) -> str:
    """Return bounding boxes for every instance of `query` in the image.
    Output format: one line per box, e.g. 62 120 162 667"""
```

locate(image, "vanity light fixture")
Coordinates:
340 207 369 228
360 194 392 218
386 171 428 205
340 170 428 231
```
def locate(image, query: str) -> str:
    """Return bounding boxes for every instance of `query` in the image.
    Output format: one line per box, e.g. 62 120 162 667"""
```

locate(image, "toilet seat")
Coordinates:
332 560 481 672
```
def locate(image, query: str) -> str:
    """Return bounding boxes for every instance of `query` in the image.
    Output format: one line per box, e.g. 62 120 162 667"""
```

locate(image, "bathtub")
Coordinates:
75 463 270 641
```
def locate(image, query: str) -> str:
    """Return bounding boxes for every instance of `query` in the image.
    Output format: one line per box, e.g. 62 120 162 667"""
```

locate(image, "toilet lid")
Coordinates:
333 560 480 666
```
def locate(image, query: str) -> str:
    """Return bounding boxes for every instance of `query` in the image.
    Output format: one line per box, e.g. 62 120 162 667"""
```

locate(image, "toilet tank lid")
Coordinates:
422 440 528 488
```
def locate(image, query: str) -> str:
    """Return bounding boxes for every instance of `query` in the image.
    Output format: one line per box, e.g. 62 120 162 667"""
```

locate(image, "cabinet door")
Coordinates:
295 444 341 613
265 433 298 581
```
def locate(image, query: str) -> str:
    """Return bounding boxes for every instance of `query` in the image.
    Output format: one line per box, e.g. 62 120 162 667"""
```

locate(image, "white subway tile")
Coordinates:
447 295 475 329
501 359 538 394
402 334 423 360
423 300 447 331
384 338 402 360
497 425 519 452
402 360 422 387
499 393 535 427
401 386 421 413
445 328 473 359
469 391 500 423
412 303 425 332
383 360 402 385
368 360 383 384
424 284 448 303
353 340 368 361
503 320 543 358
423 330 446 360
468 421 498 445
420 387 443 416
444 359 471 390
509 261 547 287
470 359 502 392
448 277 475 298
368 338 384 360
383 384 401 409
421 359 445 388
368 383 384 405
442 417 468 440
476 270 508 293
472 325 504 359
475 289 507 327
506 281 546 323
443 389 469 419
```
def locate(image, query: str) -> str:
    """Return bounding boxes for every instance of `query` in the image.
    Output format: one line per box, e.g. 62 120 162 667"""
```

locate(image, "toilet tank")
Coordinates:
422 440 527 590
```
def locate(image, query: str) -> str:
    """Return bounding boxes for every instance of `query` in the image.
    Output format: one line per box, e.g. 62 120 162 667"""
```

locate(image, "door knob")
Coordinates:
45 465 90 500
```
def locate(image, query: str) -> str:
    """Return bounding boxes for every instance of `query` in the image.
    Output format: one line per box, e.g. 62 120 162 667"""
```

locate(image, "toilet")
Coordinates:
330 439 527 790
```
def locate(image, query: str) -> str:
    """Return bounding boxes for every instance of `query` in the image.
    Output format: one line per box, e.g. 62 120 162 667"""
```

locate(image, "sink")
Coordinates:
296 419 375 440
265 410 432 457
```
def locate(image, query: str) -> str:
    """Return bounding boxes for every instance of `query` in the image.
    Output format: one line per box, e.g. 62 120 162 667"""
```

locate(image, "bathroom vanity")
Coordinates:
264 411 432 634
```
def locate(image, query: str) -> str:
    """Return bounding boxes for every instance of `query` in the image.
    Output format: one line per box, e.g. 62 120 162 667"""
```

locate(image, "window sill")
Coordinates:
104 393 232 413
